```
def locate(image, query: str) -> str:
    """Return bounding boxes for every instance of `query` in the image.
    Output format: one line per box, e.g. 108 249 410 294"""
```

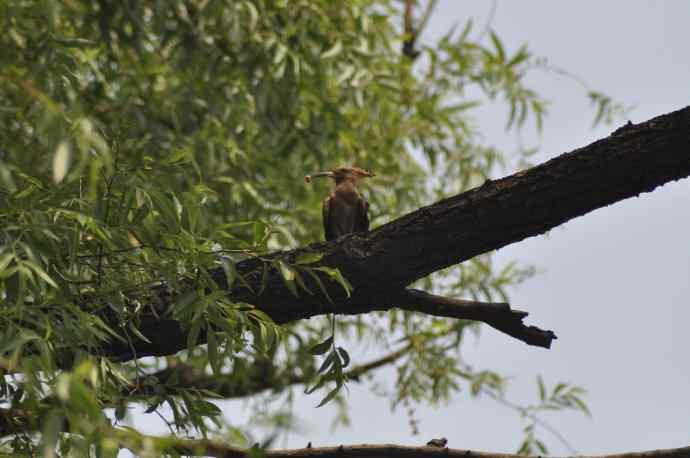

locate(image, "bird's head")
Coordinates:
305 166 375 185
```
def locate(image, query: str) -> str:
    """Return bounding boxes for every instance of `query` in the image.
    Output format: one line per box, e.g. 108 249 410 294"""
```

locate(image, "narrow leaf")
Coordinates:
294 252 323 265
309 336 333 355
316 385 340 407
321 40 342 59
336 347 350 368
53 141 71 184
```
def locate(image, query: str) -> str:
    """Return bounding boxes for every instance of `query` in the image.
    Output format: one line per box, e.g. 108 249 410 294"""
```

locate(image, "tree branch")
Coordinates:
0 344 416 437
100 106 690 361
119 434 690 458
402 0 418 59
128 343 413 399
395 289 555 348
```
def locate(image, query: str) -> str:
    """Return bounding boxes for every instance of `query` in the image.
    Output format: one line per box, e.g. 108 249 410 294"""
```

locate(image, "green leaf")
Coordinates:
40 410 63 457
253 221 269 246
294 252 323 265
309 336 333 355
258 261 269 295
489 31 505 63
315 267 352 297
277 261 298 297
277 260 295 281
129 204 150 225
0 253 15 274
336 347 350 368
127 322 152 344
187 320 203 354
293 269 313 295
25 261 58 289
306 269 333 304
172 291 200 319
553 382 567 396
243 1 259 30
537 375 545 400
52 141 71 184
508 44 530 67
321 40 342 59
572 395 591 417
115 402 127 421
305 376 326 395
149 190 179 228
316 385 341 408
317 351 336 374
207 328 220 375
220 258 237 289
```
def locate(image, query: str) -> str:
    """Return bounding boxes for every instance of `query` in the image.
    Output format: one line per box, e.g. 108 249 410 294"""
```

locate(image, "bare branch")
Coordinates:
127 343 413 399
417 0 438 40
395 289 555 348
118 433 690 458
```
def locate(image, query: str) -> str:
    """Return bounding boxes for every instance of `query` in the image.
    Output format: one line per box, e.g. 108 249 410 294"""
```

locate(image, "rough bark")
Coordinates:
102 106 690 361
138 440 690 458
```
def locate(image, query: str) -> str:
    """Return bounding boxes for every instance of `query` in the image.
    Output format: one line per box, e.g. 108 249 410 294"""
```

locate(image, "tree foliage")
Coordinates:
0 1 608 456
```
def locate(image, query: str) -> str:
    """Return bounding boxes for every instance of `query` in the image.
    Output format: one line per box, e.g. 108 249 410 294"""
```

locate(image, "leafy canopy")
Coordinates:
0 1 605 456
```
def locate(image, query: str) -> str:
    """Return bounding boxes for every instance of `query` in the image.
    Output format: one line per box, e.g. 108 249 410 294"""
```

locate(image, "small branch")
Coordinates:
346 342 412 381
417 0 438 39
402 0 419 59
0 344 418 437
127 343 413 399
477 0 498 40
402 0 437 59
393 289 556 348
479 385 578 455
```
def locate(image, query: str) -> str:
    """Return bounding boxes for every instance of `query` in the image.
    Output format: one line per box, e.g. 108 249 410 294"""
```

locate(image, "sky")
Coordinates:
128 2 690 456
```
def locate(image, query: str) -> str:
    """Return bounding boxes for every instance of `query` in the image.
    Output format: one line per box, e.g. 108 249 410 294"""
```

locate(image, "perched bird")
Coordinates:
305 166 375 241
426 437 448 448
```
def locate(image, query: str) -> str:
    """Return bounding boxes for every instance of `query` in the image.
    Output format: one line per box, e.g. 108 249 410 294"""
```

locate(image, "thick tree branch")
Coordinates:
120 435 690 458
101 106 690 361
3 409 688 458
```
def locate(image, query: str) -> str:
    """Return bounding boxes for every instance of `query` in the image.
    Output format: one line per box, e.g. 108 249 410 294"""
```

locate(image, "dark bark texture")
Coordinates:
102 106 690 361
163 441 690 458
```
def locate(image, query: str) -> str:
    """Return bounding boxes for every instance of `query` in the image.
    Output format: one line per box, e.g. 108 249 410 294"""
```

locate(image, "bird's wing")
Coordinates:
322 195 335 241
356 196 370 232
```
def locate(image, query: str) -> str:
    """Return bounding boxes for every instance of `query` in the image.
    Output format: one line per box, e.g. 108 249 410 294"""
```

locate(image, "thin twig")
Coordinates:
480 386 579 455
477 0 497 41
417 0 438 39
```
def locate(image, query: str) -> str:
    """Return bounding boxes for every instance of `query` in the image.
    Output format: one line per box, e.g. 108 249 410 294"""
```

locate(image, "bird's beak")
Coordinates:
304 171 334 183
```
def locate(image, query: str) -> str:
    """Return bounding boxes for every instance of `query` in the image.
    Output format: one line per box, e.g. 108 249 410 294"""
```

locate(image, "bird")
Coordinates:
426 437 448 448
305 166 375 241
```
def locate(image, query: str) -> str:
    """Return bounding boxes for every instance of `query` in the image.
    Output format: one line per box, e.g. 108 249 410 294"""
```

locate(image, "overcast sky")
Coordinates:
129 2 690 456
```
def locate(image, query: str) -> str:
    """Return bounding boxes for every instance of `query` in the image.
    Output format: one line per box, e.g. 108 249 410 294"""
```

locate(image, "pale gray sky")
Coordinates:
129 2 690 456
